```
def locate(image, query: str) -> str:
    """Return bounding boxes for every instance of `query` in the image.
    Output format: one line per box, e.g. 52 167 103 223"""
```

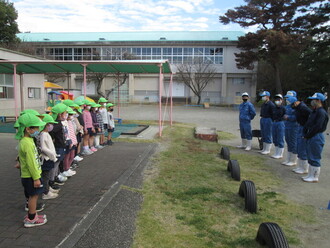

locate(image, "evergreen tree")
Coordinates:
0 0 20 45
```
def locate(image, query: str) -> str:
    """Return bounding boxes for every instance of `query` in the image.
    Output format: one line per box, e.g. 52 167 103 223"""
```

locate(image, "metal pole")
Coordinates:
117 73 120 118
13 64 18 119
82 64 87 98
170 73 173 126
67 73 70 98
158 64 163 137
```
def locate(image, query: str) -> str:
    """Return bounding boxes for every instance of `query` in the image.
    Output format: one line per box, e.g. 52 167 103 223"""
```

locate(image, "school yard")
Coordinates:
0 104 329 248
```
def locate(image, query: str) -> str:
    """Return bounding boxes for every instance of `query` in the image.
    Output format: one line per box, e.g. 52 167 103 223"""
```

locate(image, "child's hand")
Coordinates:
34 179 42 188
14 162 20 169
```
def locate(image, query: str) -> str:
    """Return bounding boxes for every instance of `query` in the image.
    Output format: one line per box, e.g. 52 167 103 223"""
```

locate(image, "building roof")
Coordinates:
17 31 245 43
0 60 172 74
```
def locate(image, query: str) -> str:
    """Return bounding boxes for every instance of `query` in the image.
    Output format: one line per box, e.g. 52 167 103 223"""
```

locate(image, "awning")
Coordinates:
44 81 63 89
0 60 172 74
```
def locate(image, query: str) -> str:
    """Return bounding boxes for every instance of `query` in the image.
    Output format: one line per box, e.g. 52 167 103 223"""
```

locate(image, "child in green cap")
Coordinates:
106 103 115 145
17 113 48 228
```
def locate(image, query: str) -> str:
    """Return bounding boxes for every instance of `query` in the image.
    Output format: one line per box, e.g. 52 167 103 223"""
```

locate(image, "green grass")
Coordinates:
132 125 315 248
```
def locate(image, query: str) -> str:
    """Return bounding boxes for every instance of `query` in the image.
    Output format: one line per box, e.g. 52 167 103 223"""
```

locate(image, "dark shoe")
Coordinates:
54 177 65 186
25 202 45 212
107 140 113 146
50 184 60 190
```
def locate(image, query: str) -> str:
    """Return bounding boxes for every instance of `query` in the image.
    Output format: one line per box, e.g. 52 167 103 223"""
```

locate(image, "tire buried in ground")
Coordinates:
238 180 257 213
227 159 234 172
220 147 230 160
230 160 240 181
256 222 289 248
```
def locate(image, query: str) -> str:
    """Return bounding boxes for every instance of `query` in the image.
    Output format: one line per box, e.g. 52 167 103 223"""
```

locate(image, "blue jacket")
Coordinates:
303 107 329 139
284 105 298 128
260 100 275 118
294 101 312 126
239 101 256 122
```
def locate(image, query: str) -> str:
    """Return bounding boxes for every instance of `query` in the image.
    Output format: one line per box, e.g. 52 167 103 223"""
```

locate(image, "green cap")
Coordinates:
74 100 84 106
63 99 79 108
83 99 93 106
98 97 108 103
51 103 68 120
106 103 114 108
66 107 76 115
15 113 46 140
41 114 58 124
91 102 101 108
15 109 43 128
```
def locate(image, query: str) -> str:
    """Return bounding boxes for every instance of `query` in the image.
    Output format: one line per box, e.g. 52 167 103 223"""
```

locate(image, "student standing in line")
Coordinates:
106 103 115 145
259 91 275 155
81 100 95 155
237 92 256 151
16 113 47 227
302 93 328 183
290 98 312 174
282 91 299 166
98 97 108 146
270 94 286 159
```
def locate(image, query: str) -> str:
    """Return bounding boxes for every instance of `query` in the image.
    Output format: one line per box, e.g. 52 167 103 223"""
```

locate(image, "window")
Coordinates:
28 88 41 99
0 74 13 99
194 47 204 56
152 48 161 55
173 48 182 55
0 86 14 99
233 78 245 85
183 48 193 55
163 48 172 55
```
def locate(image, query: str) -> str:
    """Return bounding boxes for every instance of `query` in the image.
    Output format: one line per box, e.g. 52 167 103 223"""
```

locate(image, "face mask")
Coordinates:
74 114 79 118
95 108 98 111
275 100 282 106
311 100 318 107
87 106 91 110
262 96 267 101
64 113 69 119
102 103 106 107
110 108 114 112
243 99 248 102
47 124 54 132
68 115 74 120
286 100 290 105
29 129 40 138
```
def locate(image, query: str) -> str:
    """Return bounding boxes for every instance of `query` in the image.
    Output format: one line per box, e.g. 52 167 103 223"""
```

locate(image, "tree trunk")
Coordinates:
274 63 282 94
197 95 201 105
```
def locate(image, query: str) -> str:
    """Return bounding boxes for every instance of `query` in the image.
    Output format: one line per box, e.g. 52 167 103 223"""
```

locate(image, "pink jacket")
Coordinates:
82 110 93 130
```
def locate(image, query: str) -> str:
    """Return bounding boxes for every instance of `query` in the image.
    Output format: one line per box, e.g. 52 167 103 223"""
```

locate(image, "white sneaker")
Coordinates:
74 155 83 162
58 174 68 182
49 187 60 194
81 149 93 156
68 169 76 176
302 166 320 183
42 191 58 200
62 171 73 177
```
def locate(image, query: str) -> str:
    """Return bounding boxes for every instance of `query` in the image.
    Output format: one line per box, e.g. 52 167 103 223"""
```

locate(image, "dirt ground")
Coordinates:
118 104 330 248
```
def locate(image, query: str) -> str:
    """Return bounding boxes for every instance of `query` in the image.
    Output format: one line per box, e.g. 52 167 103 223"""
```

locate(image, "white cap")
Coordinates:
242 92 249 97
275 94 283 99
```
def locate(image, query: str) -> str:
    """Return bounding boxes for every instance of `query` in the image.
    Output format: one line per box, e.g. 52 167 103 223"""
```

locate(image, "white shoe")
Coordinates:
302 166 320 183
49 187 60 194
302 165 312 179
245 140 252 151
58 174 68 182
61 171 73 178
74 155 83 162
81 149 93 156
68 169 76 176
285 153 297 166
293 159 309 174
281 151 291 165
259 142 266 153
42 191 58 200
271 147 284 159
261 143 272 155
237 139 247 149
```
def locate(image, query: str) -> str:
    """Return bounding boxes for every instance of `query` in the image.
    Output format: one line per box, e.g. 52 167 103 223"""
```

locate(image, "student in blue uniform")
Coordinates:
271 94 286 159
259 91 275 155
291 98 312 174
237 92 256 151
282 91 299 166
302 93 328 182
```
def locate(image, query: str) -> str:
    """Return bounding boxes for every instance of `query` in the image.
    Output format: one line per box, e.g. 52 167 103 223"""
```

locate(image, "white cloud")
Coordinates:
12 0 247 32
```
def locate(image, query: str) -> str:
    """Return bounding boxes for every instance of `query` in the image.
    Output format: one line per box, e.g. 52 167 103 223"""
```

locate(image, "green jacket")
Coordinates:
19 137 42 180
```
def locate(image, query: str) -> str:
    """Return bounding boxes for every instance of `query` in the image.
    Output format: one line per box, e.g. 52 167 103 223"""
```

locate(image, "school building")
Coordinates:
16 31 257 104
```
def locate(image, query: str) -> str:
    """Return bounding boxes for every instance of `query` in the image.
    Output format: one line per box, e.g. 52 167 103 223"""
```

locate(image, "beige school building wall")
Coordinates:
0 48 46 116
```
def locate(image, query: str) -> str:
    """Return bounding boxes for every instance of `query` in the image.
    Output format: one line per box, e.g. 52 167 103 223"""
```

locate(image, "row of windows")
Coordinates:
36 47 224 64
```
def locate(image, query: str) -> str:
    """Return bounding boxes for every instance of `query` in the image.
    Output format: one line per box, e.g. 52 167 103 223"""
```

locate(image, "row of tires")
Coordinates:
220 147 289 248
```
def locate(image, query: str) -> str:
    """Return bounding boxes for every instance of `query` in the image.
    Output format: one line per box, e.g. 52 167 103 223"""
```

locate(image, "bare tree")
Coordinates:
176 58 217 105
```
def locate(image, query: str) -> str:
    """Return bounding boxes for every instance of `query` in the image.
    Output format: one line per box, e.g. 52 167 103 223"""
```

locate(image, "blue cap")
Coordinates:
308 93 326 101
284 90 297 98
259 91 270 97
286 96 297 104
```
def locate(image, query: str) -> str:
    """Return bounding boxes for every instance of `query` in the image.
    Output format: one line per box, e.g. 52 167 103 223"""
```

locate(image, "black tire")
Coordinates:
256 222 289 248
220 147 230 160
227 159 234 172
238 180 257 213
230 160 240 181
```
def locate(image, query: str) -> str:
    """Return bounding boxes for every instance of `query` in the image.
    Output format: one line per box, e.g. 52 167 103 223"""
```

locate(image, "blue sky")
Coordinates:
12 0 254 33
